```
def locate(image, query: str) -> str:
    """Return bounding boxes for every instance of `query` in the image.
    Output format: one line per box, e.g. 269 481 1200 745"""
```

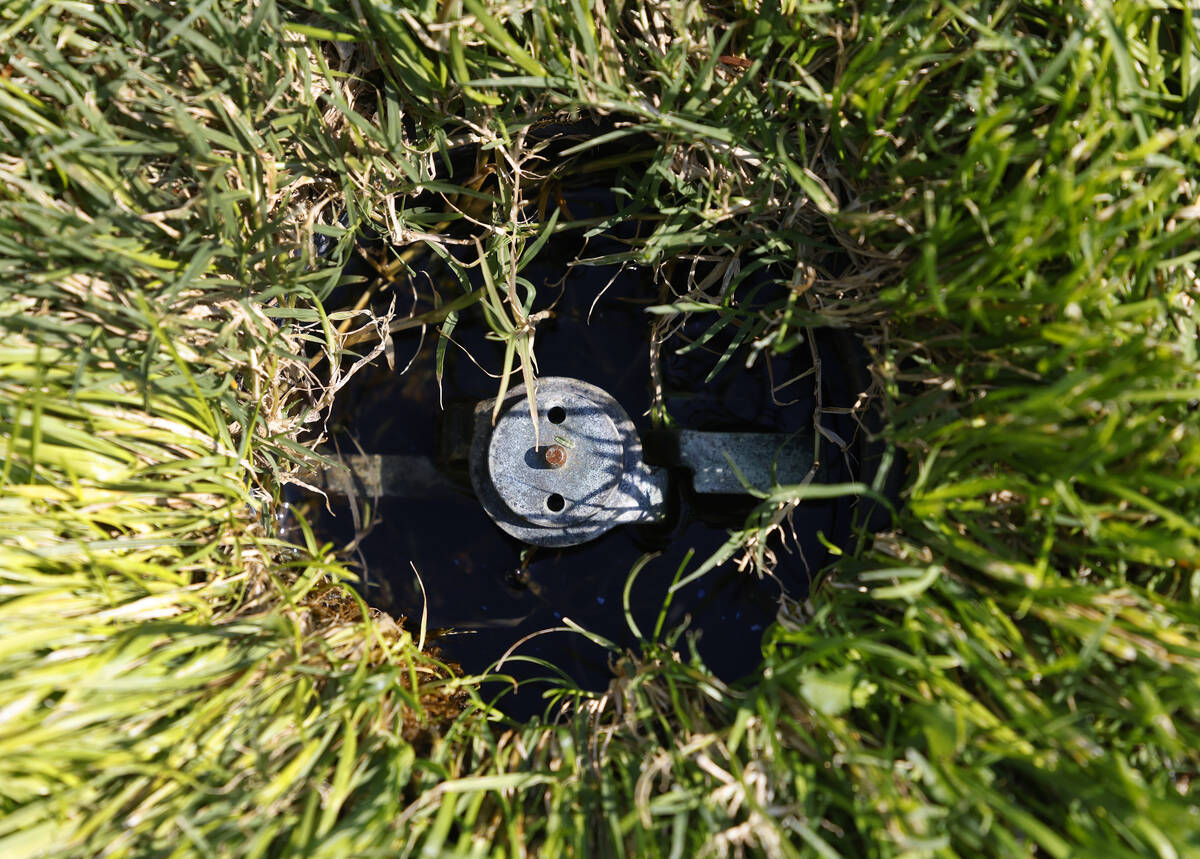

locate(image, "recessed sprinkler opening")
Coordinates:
298 146 894 719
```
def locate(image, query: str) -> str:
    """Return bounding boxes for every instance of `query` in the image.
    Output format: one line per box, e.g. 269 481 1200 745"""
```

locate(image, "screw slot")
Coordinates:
546 493 565 512
547 405 566 424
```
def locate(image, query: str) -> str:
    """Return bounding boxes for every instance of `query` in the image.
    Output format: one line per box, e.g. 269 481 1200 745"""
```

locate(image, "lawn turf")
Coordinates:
1 0 1199 855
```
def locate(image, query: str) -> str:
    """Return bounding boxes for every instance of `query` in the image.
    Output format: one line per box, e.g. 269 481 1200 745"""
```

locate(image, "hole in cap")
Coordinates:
547 405 566 424
546 493 565 512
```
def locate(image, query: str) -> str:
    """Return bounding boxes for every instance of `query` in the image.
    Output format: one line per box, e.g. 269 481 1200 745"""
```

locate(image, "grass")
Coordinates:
2 0 1199 855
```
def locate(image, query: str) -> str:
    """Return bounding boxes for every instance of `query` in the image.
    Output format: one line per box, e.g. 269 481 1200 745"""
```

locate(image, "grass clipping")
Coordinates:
3 0 1200 856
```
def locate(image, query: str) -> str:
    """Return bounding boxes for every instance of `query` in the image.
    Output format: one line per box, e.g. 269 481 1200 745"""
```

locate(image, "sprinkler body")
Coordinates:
309 376 817 548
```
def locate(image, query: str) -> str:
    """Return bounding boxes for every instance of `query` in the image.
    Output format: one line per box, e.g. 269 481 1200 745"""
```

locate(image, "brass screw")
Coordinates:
544 444 567 468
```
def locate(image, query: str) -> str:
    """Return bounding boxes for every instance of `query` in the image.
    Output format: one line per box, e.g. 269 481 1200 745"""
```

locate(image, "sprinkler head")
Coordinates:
469 377 668 547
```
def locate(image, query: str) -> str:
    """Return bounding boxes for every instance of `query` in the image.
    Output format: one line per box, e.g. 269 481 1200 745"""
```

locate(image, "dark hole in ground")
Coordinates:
286 127 896 720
